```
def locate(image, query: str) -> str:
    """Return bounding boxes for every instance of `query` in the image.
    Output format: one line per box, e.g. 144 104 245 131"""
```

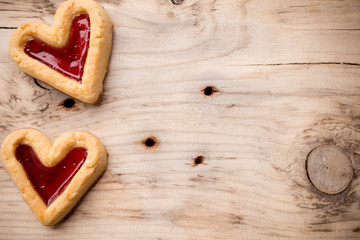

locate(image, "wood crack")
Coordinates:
299 29 360 31
33 79 50 91
230 62 360 67
0 26 16 29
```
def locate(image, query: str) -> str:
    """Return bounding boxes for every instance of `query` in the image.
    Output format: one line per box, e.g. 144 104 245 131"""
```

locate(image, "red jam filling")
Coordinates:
24 13 90 83
15 144 88 206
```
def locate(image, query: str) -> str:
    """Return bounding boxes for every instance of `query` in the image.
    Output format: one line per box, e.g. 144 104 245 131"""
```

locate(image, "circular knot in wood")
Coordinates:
306 145 353 195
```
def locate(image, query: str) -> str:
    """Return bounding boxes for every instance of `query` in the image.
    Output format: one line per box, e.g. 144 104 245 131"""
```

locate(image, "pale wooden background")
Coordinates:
0 0 360 239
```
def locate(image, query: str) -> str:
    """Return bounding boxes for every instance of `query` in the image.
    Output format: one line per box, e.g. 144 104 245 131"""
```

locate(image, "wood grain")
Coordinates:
0 0 360 239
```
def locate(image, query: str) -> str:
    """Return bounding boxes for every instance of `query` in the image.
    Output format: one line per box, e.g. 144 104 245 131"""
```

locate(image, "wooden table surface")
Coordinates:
1 0 360 239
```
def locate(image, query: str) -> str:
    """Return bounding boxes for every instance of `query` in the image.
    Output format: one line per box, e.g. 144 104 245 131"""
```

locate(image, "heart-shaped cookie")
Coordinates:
1 129 107 226
9 0 113 104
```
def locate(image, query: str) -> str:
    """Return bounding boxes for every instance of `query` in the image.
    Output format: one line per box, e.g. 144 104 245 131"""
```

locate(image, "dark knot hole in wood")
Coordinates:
171 0 184 5
202 86 219 96
62 98 75 108
193 155 205 166
142 136 159 149
306 144 354 195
